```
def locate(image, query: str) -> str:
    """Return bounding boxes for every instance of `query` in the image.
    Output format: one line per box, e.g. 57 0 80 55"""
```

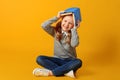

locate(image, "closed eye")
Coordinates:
69 22 73 25
64 20 67 22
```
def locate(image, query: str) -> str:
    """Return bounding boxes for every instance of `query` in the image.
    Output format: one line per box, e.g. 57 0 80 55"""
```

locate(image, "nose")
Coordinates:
64 22 69 27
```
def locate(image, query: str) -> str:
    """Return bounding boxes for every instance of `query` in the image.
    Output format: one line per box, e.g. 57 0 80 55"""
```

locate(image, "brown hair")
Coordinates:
54 21 71 44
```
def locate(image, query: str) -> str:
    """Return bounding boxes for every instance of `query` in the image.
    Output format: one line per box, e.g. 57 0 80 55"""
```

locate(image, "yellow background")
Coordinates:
0 0 120 80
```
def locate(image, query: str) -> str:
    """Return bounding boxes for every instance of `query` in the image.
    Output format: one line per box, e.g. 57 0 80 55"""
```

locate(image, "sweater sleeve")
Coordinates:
41 16 59 37
70 27 79 47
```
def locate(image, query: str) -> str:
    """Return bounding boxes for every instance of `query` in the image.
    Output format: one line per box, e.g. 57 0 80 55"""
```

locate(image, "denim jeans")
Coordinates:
36 55 82 76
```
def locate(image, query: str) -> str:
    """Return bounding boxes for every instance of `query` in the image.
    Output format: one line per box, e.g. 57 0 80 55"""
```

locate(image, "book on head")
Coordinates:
60 7 82 27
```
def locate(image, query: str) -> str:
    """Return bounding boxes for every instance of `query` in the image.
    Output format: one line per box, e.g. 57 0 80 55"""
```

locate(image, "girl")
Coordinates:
33 9 82 78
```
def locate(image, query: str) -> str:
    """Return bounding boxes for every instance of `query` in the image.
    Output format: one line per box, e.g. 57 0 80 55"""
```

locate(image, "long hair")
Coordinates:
54 21 71 44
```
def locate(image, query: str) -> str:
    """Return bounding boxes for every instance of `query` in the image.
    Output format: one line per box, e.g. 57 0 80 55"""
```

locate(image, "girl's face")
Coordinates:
61 15 74 32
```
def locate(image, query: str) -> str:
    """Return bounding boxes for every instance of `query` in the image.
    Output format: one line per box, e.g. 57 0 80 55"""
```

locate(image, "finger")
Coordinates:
58 11 65 14
77 20 80 27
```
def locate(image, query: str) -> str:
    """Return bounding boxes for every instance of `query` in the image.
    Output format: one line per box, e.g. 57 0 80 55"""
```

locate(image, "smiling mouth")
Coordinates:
64 27 68 29
63 26 68 28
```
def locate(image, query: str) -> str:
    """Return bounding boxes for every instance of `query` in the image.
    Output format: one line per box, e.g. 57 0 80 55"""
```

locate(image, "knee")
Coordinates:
36 55 46 65
75 59 82 68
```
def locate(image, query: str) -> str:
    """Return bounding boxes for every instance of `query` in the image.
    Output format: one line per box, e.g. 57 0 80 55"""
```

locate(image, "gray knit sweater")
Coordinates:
41 17 79 59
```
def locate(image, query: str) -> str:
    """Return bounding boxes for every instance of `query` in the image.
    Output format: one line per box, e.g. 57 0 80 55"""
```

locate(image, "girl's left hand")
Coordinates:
77 20 80 27
74 20 80 29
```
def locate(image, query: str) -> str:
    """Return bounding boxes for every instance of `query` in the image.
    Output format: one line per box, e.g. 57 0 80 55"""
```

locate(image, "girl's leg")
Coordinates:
36 55 82 77
34 55 68 76
52 58 82 76
36 55 66 70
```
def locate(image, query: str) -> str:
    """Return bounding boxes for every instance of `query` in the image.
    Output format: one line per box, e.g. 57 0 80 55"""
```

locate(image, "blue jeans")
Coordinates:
36 55 82 76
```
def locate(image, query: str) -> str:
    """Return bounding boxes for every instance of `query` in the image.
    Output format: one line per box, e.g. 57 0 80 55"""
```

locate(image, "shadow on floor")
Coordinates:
75 67 95 78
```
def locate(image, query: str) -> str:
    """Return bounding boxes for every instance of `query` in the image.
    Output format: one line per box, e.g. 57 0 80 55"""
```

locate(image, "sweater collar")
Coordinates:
62 30 68 36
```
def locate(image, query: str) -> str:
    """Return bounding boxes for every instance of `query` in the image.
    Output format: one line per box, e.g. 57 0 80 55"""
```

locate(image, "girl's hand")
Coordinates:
57 11 65 19
73 20 80 29
76 20 80 28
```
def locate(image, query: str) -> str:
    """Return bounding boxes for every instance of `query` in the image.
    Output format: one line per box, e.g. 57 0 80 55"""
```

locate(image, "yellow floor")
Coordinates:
0 51 120 80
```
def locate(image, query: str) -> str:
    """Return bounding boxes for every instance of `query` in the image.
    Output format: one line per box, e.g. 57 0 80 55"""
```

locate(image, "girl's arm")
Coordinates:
41 17 59 36
70 27 79 47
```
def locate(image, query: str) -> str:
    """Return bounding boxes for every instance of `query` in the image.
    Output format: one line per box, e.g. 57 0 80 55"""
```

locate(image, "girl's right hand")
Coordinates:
57 11 65 19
